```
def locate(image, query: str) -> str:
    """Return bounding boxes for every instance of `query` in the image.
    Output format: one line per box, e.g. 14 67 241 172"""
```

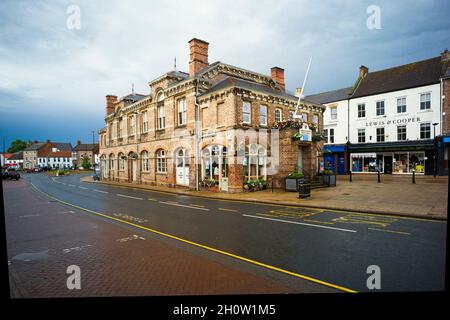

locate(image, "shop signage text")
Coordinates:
366 117 421 127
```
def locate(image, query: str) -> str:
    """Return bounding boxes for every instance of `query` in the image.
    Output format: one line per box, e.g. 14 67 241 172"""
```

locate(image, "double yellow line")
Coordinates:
30 182 357 293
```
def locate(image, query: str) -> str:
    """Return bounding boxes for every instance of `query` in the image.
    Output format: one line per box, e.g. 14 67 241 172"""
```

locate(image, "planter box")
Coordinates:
323 174 336 187
285 177 305 192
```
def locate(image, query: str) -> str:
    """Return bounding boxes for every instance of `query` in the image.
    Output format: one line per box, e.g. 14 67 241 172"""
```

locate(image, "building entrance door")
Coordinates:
384 156 393 174
176 149 189 186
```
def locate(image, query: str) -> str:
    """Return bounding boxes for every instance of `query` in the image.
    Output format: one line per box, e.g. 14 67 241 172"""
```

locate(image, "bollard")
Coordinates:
412 170 416 184
377 170 381 183
349 170 352 182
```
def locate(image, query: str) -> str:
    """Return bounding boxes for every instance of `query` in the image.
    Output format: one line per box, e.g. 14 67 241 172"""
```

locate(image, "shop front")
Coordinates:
348 140 434 175
323 144 346 175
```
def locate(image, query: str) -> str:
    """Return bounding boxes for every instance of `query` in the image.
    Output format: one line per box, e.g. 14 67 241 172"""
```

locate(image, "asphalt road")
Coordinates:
18 173 448 293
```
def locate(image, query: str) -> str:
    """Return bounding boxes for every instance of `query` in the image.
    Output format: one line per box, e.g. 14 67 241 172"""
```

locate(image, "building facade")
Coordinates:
307 50 450 175
99 38 325 192
23 141 74 169
5 151 23 169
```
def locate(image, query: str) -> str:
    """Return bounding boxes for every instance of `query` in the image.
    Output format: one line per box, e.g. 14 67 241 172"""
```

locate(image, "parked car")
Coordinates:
2 169 20 180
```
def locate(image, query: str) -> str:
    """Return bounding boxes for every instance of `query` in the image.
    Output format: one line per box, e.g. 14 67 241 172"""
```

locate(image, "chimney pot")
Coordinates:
359 65 369 78
106 95 118 116
188 38 209 77
271 67 285 91
441 49 450 62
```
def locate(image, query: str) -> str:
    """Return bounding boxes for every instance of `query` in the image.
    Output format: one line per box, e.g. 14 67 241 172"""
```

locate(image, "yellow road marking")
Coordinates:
303 219 335 225
147 198 158 201
84 180 444 223
368 228 411 235
29 182 357 293
218 208 238 212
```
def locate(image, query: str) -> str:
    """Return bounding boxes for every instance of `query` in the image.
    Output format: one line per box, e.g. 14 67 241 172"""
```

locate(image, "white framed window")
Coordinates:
420 93 431 110
157 105 165 129
141 112 148 133
330 107 337 120
141 151 149 172
397 125 407 141
301 112 308 122
275 109 282 122
129 115 136 135
119 119 124 137
376 101 385 116
397 97 407 113
118 153 125 170
357 103 366 118
329 128 335 143
156 149 167 173
243 101 251 124
376 127 385 142
177 98 187 126
358 128 366 143
420 123 431 139
289 111 295 120
259 105 267 126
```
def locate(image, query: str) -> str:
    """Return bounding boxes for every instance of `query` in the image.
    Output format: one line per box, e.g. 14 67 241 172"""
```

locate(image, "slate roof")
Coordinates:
73 143 99 152
24 142 46 151
305 87 353 104
352 56 449 98
121 93 148 102
8 151 23 161
199 76 322 107
52 142 73 151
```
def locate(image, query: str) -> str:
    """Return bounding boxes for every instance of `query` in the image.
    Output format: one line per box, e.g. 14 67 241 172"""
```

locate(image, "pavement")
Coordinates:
82 174 448 220
5 173 447 294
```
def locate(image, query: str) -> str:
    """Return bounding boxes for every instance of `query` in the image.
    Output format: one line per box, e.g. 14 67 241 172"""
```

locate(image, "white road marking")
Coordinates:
116 194 143 200
159 201 210 211
116 234 146 243
93 189 108 194
19 214 40 218
62 244 93 254
78 186 89 190
242 214 357 233
68 184 76 187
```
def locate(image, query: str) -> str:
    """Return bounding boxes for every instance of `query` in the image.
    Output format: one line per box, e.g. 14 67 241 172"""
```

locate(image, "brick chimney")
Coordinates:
271 67 285 91
359 65 369 78
77 140 81 145
106 95 117 116
189 38 209 77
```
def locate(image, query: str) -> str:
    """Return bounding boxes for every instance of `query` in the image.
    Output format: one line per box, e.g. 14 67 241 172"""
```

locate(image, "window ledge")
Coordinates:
418 109 432 113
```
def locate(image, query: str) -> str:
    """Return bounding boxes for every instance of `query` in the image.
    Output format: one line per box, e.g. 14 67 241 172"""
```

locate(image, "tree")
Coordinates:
81 157 91 170
7 139 28 153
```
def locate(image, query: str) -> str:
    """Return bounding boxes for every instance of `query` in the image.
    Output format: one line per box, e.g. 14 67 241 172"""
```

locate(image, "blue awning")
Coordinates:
323 145 345 153
443 136 450 143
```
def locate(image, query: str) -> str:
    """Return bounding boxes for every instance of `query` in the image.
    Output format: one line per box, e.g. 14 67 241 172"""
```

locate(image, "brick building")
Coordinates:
98 38 325 192
73 140 99 169
441 49 450 173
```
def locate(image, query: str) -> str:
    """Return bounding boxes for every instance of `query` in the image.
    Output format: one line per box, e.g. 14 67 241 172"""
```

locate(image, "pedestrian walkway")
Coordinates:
82 175 448 220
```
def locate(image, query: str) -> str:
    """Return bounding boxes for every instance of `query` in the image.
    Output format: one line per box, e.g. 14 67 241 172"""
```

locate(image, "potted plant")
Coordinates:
320 169 336 186
285 167 304 191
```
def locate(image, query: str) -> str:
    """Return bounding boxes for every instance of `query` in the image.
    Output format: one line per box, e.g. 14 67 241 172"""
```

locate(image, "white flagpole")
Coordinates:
294 56 313 118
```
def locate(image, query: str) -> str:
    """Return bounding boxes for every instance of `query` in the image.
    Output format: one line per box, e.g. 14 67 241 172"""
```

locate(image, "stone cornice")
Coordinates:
200 63 276 87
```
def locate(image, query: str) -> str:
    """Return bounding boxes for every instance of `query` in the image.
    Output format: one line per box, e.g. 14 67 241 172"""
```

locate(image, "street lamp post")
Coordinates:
433 122 438 178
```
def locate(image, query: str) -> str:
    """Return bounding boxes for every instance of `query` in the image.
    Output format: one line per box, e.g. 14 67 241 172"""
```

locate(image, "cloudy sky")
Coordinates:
0 0 449 148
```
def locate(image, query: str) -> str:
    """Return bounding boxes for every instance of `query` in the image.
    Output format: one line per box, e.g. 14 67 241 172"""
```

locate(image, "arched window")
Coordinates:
156 149 167 173
118 152 125 170
202 145 228 182
243 144 267 181
157 92 165 129
141 151 149 172
275 109 282 123
109 153 115 170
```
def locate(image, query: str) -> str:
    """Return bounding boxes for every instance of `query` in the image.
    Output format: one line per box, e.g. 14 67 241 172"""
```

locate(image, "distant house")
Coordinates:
23 140 74 169
73 140 99 169
5 151 23 169
0 152 13 168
